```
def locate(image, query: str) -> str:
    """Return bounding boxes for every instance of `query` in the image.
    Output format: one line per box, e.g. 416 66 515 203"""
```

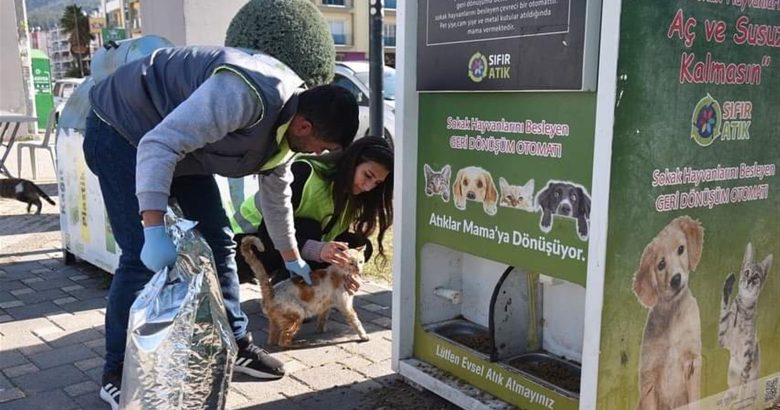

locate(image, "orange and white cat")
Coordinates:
240 236 370 347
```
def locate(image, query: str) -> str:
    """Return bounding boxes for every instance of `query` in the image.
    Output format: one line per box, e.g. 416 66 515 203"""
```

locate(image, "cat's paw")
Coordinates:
723 273 736 302
358 334 370 342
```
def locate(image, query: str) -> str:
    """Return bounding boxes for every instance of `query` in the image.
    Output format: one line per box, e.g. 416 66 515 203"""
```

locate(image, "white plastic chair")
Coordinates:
17 105 61 180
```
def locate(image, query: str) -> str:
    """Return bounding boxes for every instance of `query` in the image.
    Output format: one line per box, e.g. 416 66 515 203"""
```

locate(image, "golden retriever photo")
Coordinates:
632 216 703 410
452 166 498 215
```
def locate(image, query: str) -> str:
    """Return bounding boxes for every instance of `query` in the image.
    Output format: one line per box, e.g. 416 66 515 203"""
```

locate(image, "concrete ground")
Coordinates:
0 145 459 409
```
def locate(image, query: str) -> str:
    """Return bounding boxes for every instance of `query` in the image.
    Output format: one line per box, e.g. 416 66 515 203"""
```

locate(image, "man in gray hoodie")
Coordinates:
83 46 358 410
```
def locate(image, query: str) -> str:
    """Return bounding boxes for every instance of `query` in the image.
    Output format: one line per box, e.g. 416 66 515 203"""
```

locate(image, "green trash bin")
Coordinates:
31 49 53 130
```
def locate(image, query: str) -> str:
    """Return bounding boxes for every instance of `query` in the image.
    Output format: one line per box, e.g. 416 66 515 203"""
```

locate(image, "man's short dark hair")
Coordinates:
297 85 358 149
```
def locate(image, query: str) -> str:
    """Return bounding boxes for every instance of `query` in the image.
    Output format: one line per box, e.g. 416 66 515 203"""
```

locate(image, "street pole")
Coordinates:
101 0 107 47
368 0 384 138
119 0 131 36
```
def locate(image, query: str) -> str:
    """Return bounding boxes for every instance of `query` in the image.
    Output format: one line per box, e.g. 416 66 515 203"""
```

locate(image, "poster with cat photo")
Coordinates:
596 0 780 408
417 92 596 286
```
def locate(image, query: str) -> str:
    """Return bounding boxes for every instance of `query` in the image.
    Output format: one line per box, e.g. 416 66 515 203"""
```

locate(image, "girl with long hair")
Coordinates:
232 136 393 291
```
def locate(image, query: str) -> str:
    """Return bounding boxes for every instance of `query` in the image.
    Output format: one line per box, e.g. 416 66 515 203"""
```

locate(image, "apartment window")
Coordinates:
329 21 348 45
383 23 396 47
385 0 397 9
322 0 346 6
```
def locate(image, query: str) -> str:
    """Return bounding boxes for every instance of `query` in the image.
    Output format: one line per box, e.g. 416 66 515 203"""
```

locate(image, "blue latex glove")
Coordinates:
140 225 177 272
285 259 312 285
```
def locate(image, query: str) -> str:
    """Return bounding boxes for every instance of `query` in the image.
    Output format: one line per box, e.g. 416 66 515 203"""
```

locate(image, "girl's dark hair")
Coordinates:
316 136 394 261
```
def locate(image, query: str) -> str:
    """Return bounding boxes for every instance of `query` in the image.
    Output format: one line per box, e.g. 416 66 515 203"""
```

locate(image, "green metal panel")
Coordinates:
31 49 53 129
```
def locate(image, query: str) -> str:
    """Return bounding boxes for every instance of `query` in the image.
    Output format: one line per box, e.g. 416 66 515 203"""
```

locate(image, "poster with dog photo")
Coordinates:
416 92 596 286
595 1 780 409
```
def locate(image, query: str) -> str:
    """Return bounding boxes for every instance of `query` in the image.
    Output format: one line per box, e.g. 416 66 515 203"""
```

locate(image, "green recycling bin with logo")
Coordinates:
31 49 53 129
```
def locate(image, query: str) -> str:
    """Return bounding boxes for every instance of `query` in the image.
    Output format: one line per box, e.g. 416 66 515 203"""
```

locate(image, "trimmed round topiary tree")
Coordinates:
225 0 335 87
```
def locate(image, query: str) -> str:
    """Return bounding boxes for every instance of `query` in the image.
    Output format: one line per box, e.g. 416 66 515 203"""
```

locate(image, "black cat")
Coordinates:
0 178 56 214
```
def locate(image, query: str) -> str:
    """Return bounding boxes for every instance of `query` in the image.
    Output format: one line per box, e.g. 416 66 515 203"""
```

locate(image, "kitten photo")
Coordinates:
424 164 451 202
240 237 369 347
499 177 535 212
0 178 55 214
718 242 773 389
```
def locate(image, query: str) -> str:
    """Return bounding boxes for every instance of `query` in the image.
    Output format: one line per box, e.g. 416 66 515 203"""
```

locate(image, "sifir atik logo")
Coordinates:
467 52 512 83
690 94 753 147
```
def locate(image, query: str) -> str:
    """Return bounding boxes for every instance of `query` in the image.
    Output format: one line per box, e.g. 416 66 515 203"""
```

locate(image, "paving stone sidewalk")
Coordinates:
0 148 458 409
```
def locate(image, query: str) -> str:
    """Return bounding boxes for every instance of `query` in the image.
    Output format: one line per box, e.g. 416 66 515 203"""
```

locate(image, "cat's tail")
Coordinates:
33 184 55 205
240 236 274 311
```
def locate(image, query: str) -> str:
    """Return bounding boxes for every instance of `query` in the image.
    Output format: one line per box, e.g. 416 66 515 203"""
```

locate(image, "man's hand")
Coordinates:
140 225 177 272
285 259 312 285
142 210 165 227
320 241 350 266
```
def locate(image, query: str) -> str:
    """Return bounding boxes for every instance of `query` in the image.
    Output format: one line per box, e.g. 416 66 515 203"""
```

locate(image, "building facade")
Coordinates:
314 0 396 65
45 27 73 80
105 0 142 39
139 0 396 66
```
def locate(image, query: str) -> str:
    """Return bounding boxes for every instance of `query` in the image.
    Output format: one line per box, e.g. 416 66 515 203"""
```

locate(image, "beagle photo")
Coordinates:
452 166 498 215
632 216 704 410
535 181 591 240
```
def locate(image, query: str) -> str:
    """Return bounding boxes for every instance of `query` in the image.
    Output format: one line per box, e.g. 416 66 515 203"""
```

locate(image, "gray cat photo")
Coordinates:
423 164 451 203
718 242 773 390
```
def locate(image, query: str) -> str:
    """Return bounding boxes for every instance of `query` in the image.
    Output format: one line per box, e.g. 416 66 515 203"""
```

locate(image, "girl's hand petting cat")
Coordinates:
321 241 350 266
345 273 361 295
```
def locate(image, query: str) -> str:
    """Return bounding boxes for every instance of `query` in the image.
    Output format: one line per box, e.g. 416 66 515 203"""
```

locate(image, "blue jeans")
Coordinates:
83 112 248 375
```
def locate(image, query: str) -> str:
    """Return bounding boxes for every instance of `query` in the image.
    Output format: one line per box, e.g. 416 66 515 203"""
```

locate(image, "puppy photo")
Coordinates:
452 166 498 215
535 181 591 240
632 216 703 410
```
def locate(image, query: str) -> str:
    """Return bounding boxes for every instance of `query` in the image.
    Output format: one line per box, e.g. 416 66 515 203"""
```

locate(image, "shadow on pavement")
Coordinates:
0 213 60 235
233 374 459 410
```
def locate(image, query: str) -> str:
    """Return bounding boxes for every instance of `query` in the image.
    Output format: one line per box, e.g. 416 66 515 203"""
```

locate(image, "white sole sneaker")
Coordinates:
234 364 285 380
99 385 120 410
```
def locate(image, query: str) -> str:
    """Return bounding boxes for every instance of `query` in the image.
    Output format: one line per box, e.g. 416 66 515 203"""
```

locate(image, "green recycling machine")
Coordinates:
390 1 779 409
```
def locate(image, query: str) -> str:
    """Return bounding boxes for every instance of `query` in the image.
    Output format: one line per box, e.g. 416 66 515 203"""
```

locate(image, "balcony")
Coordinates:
320 0 352 7
332 33 353 46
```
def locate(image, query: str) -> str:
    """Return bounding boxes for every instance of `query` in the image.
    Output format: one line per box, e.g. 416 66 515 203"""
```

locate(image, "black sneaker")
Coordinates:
234 334 285 380
99 365 122 410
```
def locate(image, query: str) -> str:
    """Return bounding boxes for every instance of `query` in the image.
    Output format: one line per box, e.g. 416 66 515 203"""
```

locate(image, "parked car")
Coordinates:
52 77 85 107
332 61 395 142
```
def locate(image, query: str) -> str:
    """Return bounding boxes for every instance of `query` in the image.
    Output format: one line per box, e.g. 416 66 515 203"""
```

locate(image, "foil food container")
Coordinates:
120 208 237 409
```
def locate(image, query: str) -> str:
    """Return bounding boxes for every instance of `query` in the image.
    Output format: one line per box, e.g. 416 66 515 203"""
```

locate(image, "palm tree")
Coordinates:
60 5 94 77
